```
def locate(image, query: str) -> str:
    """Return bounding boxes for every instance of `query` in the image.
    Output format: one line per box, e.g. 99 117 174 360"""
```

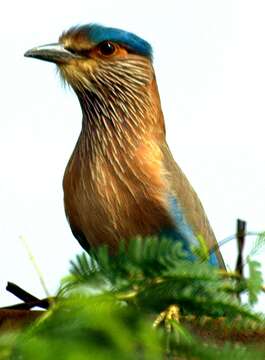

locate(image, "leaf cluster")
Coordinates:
64 237 263 320
3 236 265 359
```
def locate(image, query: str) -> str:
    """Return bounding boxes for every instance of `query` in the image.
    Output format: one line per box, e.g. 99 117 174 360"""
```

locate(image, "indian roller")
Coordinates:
25 24 225 268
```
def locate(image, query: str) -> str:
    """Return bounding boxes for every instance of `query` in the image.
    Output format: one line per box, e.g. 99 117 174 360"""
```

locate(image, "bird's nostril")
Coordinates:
64 47 90 58
65 46 79 55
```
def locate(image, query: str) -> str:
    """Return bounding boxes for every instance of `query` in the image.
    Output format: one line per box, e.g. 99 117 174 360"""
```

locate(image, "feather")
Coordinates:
63 24 153 60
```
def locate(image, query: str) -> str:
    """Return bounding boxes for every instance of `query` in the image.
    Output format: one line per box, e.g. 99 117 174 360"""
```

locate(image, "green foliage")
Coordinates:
249 231 265 257
64 237 261 321
245 257 263 305
11 295 162 360
192 234 210 262
0 333 18 360
3 237 265 359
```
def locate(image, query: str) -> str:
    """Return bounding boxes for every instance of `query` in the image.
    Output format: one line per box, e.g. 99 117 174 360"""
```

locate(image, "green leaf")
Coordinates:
249 231 265 257
246 257 263 305
192 234 209 261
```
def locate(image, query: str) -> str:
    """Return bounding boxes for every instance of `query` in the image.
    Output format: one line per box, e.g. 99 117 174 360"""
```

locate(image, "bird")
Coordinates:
24 23 225 268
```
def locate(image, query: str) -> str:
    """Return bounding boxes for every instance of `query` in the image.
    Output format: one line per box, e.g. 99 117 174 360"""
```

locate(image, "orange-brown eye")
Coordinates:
98 41 116 56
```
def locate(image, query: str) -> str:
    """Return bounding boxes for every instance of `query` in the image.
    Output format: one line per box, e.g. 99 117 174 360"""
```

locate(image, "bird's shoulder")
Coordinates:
161 142 215 245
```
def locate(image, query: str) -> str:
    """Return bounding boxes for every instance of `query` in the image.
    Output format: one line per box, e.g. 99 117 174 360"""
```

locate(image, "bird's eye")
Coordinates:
98 41 116 56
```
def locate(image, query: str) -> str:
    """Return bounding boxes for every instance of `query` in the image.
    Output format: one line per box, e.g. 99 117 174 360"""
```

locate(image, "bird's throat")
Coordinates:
76 74 165 160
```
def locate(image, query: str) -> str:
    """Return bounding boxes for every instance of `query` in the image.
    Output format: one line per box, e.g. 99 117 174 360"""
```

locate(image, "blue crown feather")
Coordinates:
77 24 153 60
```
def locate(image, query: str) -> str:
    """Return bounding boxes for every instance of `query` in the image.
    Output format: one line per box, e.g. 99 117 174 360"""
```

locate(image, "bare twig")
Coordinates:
3 282 50 310
236 219 246 277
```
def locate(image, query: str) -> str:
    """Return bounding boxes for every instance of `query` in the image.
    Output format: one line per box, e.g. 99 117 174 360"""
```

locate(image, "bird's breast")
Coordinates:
63 138 174 251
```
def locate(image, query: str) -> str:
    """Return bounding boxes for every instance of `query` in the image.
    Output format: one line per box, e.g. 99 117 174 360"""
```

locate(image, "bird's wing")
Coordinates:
161 142 226 269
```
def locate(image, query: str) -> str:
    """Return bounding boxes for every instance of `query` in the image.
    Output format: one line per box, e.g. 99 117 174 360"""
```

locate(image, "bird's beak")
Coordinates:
24 43 80 64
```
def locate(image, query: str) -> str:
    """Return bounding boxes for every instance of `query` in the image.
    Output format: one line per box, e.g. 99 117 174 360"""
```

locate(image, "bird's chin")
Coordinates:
57 65 95 93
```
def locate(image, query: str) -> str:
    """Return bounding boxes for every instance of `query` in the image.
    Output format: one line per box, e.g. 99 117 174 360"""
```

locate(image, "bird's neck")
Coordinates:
64 76 171 244
76 75 165 163
66 75 169 210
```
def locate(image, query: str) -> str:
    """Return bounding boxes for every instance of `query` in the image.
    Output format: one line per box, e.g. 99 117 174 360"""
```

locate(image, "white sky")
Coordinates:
0 1 265 309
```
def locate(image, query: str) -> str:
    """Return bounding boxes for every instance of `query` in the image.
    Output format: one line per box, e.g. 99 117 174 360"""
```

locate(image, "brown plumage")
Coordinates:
24 24 225 268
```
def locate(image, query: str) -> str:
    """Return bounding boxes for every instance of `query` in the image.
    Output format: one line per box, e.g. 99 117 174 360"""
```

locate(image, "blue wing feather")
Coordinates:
162 195 220 267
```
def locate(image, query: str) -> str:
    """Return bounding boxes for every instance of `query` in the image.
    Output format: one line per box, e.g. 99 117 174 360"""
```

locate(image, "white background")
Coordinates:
0 1 264 309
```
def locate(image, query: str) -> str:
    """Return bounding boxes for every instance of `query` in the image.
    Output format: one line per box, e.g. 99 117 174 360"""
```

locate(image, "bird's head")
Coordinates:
25 24 154 97
25 24 164 152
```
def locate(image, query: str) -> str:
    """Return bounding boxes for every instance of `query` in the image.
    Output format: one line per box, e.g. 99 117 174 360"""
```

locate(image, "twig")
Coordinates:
236 219 246 277
20 235 50 297
4 282 50 310
2 299 50 310
6 282 39 303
